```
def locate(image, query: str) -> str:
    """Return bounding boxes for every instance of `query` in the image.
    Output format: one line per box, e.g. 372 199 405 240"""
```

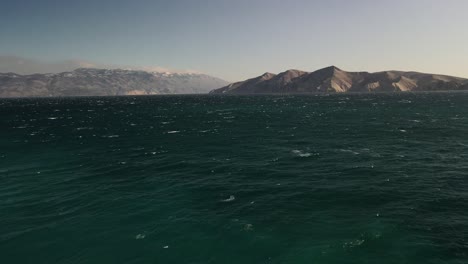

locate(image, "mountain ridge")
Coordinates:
210 66 468 94
0 68 229 97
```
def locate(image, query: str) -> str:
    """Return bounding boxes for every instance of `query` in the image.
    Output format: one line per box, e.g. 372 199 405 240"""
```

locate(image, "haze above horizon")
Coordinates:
1 0 467 82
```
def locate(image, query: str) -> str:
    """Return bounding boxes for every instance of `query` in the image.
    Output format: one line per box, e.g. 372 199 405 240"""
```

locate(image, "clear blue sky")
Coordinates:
1 0 467 81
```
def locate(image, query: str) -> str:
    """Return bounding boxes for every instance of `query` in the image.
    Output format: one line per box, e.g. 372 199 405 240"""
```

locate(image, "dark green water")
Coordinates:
1 93 468 263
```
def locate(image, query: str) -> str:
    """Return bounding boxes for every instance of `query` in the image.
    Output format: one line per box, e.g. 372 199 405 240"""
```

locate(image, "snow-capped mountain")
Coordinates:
0 68 229 97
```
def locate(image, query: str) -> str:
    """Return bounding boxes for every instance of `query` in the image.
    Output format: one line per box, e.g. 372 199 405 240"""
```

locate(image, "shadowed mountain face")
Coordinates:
0 68 228 97
210 66 468 94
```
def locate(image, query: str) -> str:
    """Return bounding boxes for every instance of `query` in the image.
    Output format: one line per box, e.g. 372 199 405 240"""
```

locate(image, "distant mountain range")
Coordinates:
2 66 468 98
210 66 468 94
0 68 228 97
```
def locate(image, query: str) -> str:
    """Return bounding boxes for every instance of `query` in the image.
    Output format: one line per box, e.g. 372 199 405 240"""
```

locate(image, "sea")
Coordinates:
1 93 468 263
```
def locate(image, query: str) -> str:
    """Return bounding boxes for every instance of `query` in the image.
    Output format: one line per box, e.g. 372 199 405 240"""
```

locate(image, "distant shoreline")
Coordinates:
3 90 468 100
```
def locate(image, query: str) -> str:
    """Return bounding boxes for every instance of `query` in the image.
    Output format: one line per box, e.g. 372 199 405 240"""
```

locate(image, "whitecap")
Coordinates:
292 150 312 157
243 224 253 231
344 239 365 248
167 131 180 134
399 100 412 104
47 117 58 120
76 127 93 131
221 195 235 202
135 234 146 240
339 149 360 155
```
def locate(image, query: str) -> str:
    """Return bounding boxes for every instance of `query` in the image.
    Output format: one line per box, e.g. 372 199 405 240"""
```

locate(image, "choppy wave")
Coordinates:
1 93 468 263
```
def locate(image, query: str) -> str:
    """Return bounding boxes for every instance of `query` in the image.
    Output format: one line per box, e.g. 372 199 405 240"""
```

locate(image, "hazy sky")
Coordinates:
1 0 468 81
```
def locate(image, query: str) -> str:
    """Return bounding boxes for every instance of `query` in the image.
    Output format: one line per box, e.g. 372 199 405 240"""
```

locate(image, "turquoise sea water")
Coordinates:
1 93 468 263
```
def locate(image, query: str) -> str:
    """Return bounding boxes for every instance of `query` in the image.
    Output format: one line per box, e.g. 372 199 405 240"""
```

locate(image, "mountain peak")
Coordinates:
322 65 342 72
273 69 308 83
280 69 307 75
261 72 276 78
